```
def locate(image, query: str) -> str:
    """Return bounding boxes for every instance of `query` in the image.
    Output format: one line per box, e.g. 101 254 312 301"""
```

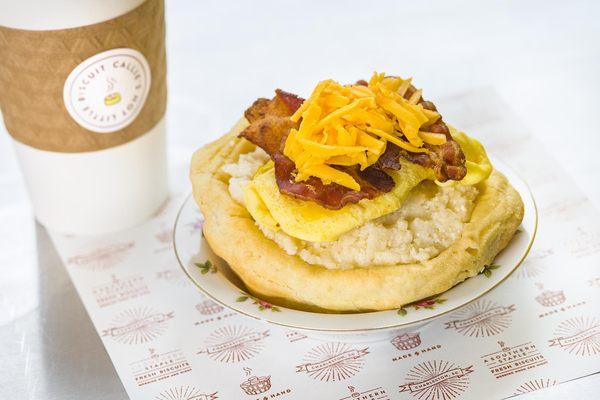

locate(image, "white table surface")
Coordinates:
1 0 599 398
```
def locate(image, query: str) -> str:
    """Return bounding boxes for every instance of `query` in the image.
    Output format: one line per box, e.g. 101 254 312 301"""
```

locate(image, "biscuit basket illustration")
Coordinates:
196 299 224 315
391 332 422 350
535 290 566 307
240 374 271 395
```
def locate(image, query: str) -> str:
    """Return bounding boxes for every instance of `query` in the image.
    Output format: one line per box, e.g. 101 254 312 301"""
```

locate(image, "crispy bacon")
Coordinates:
354 164 395 192
273 154 395 210
376 143 401 170
273 154 372 208
240 90 395 209
244 98 270 123
274 89 304 113
400 86 467 182
394 120 466 182
240 116 295 156
240 90 302 155
243 90 303 123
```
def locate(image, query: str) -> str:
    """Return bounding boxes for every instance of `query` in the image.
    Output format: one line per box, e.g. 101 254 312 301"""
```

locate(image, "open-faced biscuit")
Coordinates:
190 119 524 312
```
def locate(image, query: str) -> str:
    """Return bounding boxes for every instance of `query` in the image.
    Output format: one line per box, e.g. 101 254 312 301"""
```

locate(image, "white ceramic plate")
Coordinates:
175 158 536 334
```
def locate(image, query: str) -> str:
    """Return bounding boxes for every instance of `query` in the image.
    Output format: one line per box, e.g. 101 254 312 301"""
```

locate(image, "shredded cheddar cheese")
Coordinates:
284 72 441 190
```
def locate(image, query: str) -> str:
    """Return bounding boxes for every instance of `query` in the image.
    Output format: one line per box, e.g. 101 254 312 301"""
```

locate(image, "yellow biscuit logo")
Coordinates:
104 92 122 106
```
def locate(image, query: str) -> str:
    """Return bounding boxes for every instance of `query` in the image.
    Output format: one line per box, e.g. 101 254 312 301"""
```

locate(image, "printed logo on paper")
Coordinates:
390 332 442 363
67 241 134 271
548 316 600 356
155 226 174 245
533 283 587 319
155 386 217 400
445 300 515 337
239 367 271 395
513 378 557 396
541 196 588 217
399 360 473 400
63 48 151 133
154 226 174 253
196 299 224 315
515 248 553 279
534 283 566 307
102 307 174 345
156 268 192 287
198 325 269 363
238 367 293 398
481 341 548 379
194 299 236 326
131 348 192 387
92 274 149 307
152 197 172 218
568 226 600 259
296 343 369 382
391 332 422 351
285 330 308 343
340 385 389 400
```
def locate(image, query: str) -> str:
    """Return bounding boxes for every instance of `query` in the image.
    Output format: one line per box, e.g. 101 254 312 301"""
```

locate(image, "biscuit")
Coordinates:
190 120 524 312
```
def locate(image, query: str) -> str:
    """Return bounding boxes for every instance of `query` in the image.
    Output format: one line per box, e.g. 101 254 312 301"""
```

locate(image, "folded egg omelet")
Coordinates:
244 127 491 242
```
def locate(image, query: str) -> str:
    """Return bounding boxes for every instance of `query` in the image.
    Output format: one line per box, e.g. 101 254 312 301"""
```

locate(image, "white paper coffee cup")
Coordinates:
0 0 168 235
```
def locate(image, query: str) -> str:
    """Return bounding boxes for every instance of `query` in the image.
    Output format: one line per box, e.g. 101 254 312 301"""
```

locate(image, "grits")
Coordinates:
223 148 478 269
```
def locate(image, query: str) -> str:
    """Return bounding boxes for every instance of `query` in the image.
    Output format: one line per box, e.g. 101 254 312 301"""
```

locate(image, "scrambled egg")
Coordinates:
243 128 491 242
260 182 479 269
245 159 432 242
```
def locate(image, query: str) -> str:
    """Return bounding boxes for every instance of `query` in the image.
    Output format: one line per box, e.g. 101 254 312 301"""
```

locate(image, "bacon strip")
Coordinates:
401 88 467 182
240 116 295 156
241 90 301 155
273 154 372 208
274 89 304 113
272 154 395 210
240 90 395 210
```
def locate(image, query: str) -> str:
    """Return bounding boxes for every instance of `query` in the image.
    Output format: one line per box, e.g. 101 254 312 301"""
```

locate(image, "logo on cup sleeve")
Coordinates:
63 48 151 133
